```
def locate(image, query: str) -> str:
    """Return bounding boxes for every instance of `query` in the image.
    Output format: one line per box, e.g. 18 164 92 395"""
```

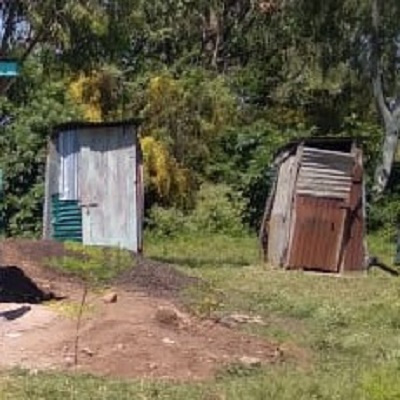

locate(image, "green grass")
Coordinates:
46 241 134 285
145 234 260 269
3 232 400 399
368 229 398 268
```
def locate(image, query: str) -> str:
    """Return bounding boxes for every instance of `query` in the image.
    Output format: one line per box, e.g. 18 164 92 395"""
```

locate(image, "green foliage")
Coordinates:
139 70 237 174
0 63 81 237
146 206 187 238
0 0 398 238
209 120 311 229
187 183 245 236
47 242 133 285
362 365 400 400
147 183 246 237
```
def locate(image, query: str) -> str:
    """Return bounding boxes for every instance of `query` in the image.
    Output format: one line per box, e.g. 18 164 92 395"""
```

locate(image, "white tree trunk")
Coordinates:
371 0 400 195
372 78 400 195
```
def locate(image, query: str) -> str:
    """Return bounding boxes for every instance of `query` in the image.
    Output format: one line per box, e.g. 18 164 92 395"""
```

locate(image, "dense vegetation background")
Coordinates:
0 1 399 243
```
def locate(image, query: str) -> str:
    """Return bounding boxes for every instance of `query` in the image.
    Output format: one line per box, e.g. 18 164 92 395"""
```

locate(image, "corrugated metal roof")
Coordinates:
296 147 354 199
273 136 361 160
52 119 141 139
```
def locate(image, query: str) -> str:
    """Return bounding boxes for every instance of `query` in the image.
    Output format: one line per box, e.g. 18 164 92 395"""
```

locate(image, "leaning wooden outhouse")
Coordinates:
260 138 367 273
43 120 143 253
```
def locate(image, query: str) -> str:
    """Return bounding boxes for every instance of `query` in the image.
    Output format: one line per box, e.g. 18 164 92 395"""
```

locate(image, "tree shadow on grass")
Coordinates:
151 255 259 269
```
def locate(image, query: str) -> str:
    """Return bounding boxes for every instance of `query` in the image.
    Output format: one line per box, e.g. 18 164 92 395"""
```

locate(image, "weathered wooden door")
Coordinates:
79 126 138 251
287 147 354 272
288 196 347 272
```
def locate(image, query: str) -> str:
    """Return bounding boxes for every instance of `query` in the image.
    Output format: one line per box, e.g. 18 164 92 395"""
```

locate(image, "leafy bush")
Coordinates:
0 62 82 237
147 183 246 237
146 206 187 238
187 183 245 236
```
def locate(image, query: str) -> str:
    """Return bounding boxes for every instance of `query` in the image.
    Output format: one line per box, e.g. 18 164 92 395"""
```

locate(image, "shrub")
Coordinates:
146 206 187 238
186 183 246 236
147 183 247 237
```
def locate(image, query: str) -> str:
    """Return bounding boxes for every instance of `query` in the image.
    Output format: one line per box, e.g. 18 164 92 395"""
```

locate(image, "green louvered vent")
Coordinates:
51 194 82 242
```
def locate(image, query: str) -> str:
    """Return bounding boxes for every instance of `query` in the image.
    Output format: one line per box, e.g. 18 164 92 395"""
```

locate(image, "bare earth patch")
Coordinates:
0 240 283 381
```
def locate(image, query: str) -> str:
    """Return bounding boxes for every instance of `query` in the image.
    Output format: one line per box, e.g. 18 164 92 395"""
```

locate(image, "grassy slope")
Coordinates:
2 233 400 399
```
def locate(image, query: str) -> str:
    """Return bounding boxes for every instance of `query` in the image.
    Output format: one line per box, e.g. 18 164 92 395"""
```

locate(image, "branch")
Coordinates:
1 1 19 55
371 0 391 126
372 73 392 127
19 27 46 64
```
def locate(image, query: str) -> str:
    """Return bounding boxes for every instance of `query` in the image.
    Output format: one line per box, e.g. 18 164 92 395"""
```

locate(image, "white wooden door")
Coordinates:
79 126 138 251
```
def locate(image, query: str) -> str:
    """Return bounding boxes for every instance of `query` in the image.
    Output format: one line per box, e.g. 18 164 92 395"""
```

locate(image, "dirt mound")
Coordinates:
59 292 282 380
116 257 200 297
0 240 198 300
0 291 283 381
0 240 288 381
0 239 83 298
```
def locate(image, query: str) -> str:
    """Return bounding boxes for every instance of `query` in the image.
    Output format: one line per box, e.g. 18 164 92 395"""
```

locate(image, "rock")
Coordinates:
102 292 118 304
155 306 189 328
82 347 95 357
218 317 237 329
4 332 22 338
230 313 265 325
149 362 158 370
29 369 39 376
64 356 75 367
162 337 175 345
239 356 262 368
219 313 265 327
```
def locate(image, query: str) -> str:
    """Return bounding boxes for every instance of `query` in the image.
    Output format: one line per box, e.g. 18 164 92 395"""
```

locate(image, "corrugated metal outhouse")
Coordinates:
43 120 143 253
260 138 367 273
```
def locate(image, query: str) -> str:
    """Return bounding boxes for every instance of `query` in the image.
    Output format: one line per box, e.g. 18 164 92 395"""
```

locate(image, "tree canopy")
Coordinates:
0 0 400 236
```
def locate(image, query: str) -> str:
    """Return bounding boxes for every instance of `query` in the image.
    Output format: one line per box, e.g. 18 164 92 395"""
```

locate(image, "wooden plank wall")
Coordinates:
268 154 298 266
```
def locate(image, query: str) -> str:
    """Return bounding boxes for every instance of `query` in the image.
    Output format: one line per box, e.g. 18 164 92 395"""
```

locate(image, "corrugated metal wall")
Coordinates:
268 154 298 266
51 194 82 242
58 130 79 201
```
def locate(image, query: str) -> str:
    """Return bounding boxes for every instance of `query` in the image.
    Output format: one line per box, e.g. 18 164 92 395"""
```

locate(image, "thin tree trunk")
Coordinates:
74 284 88 367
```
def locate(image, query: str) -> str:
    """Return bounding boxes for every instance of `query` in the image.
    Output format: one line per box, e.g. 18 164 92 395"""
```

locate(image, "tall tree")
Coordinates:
370 0 400 194
0 0 106 93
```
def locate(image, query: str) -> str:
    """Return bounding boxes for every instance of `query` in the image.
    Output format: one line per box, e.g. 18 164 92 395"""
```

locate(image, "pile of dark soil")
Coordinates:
115 257 200 297
0 239 200 300
0 266 56 303
0 239 83 299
